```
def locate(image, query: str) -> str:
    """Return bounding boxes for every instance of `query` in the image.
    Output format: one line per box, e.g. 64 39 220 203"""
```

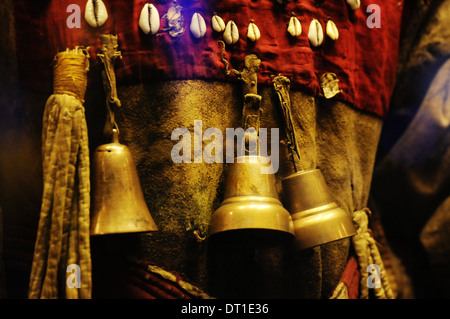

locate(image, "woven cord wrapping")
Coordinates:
351 208 395 299
28 48 92 299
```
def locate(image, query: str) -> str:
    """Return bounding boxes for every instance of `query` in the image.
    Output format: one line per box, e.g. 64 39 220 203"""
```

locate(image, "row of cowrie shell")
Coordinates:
85 0 360 31
308 19 340 46
288 15 339 43
136 5 345 47
216 17 260 44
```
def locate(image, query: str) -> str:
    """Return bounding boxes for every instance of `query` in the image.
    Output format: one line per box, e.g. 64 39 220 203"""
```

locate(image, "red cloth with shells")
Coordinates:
13 0 404 117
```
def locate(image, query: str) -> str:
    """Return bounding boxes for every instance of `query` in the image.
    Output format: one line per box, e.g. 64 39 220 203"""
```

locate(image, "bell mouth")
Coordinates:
281 168 356 250
90 224 158 236
209 155 295 237
209 195 295 237
290 203 356 250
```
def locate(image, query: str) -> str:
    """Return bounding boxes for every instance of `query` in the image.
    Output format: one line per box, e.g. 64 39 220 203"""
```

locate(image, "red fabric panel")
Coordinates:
13 0 403 117
342 255 360 299
332 255 360 299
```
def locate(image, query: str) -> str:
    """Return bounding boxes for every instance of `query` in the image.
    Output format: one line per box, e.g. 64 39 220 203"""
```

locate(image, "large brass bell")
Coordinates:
90 129 158 235
209 155 295 236
282 169 356 249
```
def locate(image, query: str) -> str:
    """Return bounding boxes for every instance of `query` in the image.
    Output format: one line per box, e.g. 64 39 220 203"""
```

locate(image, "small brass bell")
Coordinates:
209 156 295 236
90 129 158 235
282 169 356 249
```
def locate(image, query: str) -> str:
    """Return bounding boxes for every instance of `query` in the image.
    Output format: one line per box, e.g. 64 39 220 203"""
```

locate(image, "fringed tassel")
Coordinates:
28 48 92 299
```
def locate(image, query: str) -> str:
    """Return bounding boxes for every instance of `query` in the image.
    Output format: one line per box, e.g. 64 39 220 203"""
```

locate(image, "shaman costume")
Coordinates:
3 0 446 300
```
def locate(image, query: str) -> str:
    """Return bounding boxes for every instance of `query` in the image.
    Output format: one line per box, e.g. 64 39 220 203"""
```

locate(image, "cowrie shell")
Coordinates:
326 20 339 40
308 19 324 47
223 20 239 45
139 3 160 35
247 20 260 42
190 13 207 39
85 0 108 28
287 15 302 37
212 14 225 33
346 0 361 10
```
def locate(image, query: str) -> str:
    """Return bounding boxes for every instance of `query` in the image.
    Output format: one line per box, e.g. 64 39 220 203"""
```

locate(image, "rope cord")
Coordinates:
218 40 241 77
352 208 395 299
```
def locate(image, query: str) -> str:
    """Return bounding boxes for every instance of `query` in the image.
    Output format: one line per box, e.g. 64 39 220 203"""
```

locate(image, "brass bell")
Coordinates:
209 155 295 236
282 169 356 250
90 129 158 235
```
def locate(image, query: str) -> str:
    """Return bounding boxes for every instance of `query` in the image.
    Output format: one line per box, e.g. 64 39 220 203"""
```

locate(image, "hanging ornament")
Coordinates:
164 0 185 39
308 19 324 47
139 3 160 35
28 47 92 299
212 14 226 33
320 73 342 99
346 0 361 10
247 20 260 42
85 0 108 28
272 75 356 251
287 14 302 37
223 20 239 45
190 12 207 39
326 20 339 40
